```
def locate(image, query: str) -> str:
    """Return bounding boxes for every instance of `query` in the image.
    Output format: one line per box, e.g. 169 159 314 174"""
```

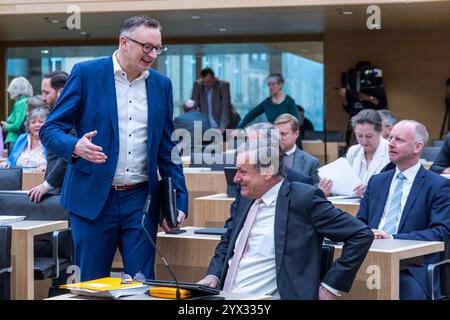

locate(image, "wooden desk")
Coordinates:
302 140 344 166
155 227 221 283
193 193 235 227
22 172 45 190
329 198 361 216
335 239 444 300
10 220 69 300
183 171 227 225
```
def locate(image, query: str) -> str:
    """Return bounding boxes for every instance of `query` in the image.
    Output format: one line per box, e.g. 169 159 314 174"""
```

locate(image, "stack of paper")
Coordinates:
318 158 362 196
0 215 26 225
60 277 150 299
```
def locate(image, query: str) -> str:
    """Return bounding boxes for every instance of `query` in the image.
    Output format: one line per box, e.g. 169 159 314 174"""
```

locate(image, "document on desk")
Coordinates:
0 215 25 225
60 277 150 299
318 158 362 196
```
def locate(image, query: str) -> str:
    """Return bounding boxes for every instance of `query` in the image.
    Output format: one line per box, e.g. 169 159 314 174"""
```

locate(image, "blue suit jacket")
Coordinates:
357 166 450 296
40 57 188 221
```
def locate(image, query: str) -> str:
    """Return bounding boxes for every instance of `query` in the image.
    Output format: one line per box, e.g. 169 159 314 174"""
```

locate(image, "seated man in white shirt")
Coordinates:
198 138 373 299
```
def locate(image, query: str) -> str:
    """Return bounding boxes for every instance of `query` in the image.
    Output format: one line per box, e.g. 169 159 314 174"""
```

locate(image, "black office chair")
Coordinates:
0 225 12 300
421 147 442 162
0 192 71 292
304 130 344 142
427 241 450 300
34 228 72 280
0 168 22 190
432 140 445 148
320 244 335 281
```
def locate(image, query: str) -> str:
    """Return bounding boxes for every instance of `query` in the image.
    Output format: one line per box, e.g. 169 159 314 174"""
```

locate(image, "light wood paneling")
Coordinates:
193 193 234 227
22 172 45 190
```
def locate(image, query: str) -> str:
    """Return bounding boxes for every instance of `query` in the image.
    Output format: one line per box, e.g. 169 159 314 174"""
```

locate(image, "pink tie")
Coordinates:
223 198 262 291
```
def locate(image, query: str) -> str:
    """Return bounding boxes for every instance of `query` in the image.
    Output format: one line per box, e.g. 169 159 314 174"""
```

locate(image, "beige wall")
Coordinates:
324 30 450 141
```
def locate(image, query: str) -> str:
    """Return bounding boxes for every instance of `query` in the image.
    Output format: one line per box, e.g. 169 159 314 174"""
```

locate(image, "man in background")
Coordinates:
29 71 69 202
191 67 231 133
377 109 397 140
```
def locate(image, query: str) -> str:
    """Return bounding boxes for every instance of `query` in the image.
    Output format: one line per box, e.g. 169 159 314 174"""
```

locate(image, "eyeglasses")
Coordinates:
267 82 279 86
121 271 146 284
125 36 167 55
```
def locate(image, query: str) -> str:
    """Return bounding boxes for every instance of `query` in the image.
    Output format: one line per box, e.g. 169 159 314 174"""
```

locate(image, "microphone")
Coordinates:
140 194 182 300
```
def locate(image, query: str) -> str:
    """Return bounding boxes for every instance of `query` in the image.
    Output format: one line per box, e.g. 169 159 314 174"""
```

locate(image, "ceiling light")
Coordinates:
50 19 60 24
218 28 227 32
41 49 49 54
337 8 353 15
191 15 201 20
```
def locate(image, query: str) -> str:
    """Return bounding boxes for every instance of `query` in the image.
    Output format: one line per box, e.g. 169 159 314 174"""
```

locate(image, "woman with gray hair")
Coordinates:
0 107 49 172
1 76 33 152
237 73 300 128
319 109 390 197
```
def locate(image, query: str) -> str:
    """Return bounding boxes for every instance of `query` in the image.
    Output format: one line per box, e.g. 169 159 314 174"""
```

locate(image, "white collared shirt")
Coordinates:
112 51 149 185
284 145 296 156
229 180 283 299
377 161 422 234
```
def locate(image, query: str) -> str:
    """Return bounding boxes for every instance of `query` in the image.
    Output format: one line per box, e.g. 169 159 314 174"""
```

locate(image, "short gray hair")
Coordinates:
377 110 397 127
236 138 284 178
351 109 382 132
26 96 47 113
7 77 33 100
120 16 161 37
25 107 49 132
397 120 429 145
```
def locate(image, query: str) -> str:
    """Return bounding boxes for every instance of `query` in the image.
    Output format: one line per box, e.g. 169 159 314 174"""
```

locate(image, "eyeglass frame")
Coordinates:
120 271 146 284
124 36 167 55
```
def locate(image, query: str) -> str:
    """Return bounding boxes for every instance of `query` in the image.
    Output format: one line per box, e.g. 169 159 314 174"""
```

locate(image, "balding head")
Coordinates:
388 120 428 171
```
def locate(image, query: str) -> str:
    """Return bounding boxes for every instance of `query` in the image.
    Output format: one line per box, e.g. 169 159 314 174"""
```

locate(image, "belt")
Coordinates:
112 182 147 191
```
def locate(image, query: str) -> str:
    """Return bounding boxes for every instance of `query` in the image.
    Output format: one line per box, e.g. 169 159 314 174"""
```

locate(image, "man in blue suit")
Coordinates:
40 16 188 281
357 120 450 299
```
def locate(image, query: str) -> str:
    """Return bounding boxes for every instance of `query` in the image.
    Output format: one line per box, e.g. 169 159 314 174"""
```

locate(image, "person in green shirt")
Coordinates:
237 73 300 128
1 76 33 152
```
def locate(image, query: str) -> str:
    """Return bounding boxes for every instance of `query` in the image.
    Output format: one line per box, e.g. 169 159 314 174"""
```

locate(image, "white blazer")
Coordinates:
346 137 390 184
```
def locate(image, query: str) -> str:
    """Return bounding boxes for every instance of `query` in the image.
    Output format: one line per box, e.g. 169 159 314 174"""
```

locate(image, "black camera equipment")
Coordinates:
340 61 384 116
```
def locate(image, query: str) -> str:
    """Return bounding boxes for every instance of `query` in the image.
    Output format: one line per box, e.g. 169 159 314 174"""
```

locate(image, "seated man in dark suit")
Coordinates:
198 138 373 299
430 133 450 174
274 113 320 183
357 120 450 300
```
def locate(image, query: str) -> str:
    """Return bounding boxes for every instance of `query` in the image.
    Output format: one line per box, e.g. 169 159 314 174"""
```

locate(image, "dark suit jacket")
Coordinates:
357 166 450 296
40 57 188 221
290 148 320 183
430 134 450 173
191 79 231 130
44 129 77 190
208 180 373 299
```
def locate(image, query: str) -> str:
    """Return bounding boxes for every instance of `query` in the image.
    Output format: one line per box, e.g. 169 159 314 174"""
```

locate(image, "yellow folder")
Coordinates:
60 277 142 291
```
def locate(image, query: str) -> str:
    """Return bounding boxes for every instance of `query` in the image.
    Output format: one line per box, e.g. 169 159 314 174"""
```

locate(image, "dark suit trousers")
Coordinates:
70 185 157 281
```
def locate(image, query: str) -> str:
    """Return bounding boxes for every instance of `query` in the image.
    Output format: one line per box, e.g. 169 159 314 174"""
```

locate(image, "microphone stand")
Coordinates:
141 195 181 300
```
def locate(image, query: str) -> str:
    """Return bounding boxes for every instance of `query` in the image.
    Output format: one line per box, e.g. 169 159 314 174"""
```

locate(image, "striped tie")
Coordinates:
382 172 406 235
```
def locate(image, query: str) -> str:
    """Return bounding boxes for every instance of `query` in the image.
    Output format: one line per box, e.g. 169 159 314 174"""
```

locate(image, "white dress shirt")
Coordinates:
377 161 422 234
112 51 149 186
229 180 282 299
284 145 296 156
